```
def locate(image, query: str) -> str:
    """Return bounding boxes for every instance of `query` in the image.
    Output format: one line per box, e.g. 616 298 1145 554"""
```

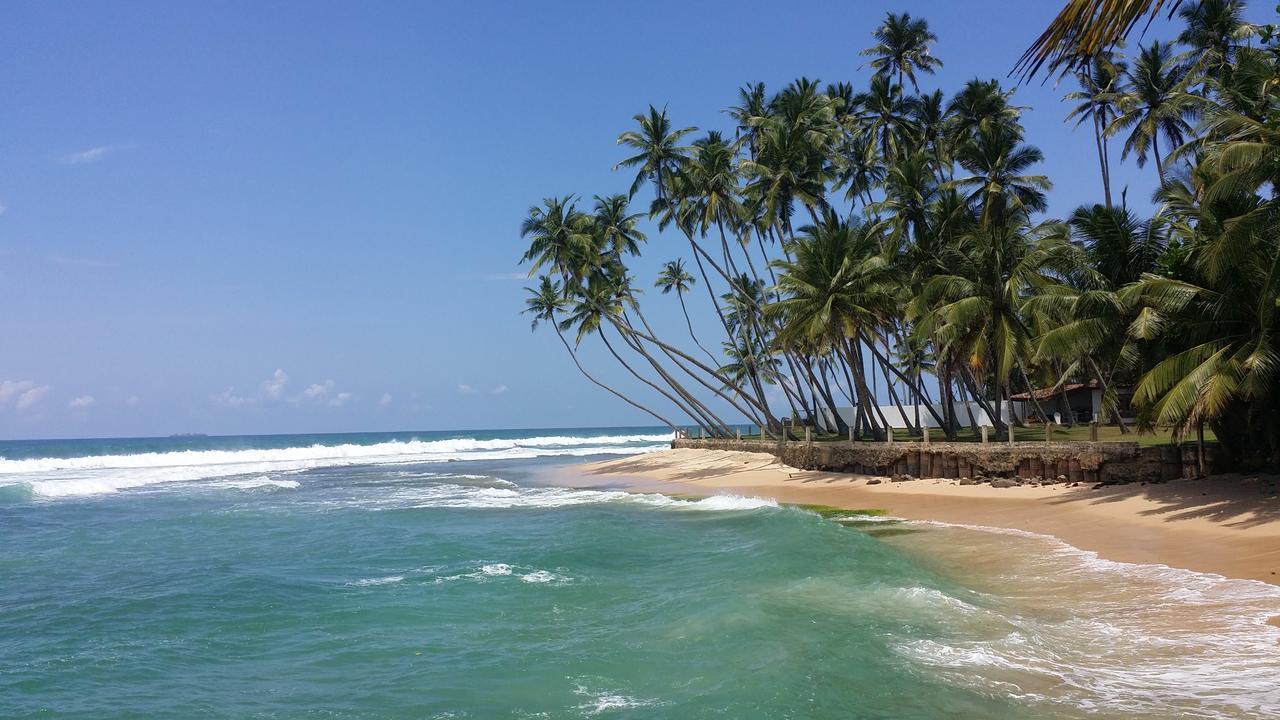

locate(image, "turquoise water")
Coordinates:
2 429 1278 718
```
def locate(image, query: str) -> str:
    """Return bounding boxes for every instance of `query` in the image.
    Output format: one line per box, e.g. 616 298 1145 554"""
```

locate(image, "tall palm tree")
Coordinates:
656 258 716 361
524 276 675 428
615 105 696 201
1065 51 1127 206
853 75 920 167
1178 0 1256 81
860 12 943 91
519 196 594 284
949 125 1052 230
769 212 899 437
946 79 1024 147
591 194 646 258
1105 41 1198 182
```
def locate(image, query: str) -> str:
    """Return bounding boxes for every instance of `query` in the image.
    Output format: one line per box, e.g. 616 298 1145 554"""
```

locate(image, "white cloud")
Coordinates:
490 384 509 395
213 388 253 408
379 392 393 407
0 380 51 412
456 384 476 395
59 144 123 166
261 368 289 399
68 395 95 409
294 379 352 407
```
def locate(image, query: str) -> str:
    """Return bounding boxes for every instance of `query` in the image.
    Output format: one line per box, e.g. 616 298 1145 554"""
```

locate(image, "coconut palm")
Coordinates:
615 105 696 201
1065 52 1127 206
1178 0 1256 81
656 258 716 361
519 196 595 284
769 212 900 437
949 125 1052 230
524 276 675 428
1016 0 1185 78
1105 41 1199 181
860 12 943 91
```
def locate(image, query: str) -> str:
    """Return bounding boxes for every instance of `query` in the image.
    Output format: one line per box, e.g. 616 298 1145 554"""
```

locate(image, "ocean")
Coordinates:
1 427 1277 719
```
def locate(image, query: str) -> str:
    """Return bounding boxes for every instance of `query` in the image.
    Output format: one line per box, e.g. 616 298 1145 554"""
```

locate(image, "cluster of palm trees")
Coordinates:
521 2 1280 467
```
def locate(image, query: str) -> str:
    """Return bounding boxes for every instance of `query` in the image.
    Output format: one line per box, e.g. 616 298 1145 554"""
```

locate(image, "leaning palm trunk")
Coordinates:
619 311 767 430
841 337 884 439
599 326 726 436
552 323 676 429
615 306 776 425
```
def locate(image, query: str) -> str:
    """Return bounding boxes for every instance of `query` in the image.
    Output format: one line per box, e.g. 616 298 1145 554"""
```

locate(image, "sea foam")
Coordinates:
0 433 671 498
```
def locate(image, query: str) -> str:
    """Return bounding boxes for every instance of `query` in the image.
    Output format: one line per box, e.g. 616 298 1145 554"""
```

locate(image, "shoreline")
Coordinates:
569 448 1280 586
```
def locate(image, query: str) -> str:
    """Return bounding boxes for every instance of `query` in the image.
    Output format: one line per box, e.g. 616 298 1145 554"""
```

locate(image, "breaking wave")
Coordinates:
0 433 671 498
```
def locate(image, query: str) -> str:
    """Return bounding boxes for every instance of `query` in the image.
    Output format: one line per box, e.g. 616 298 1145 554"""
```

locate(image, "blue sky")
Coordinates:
3 1 1267 439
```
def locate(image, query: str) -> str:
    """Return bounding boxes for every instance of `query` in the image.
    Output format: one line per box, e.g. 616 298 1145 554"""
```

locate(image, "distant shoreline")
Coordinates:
570 448 1280 586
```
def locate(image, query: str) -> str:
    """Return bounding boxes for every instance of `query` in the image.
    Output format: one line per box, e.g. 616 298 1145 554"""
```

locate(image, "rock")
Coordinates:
892 474 915 482
959 477 979 486
866 478 882 485
990 478 1018 488
1057 475 1068 483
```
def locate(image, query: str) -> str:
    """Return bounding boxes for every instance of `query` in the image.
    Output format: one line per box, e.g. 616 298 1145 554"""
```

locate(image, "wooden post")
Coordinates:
981 425 989 444
805 426 812 444
848 426 854 445
1045 423 1052 444
922 425 930 447
736 427 741 441
1090 415 1099 442
700 426 705 440
886 427 894 445
1007 422 1015 445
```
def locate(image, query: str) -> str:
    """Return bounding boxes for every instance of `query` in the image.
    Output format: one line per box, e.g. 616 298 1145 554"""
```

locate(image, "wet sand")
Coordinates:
573 448 1280 585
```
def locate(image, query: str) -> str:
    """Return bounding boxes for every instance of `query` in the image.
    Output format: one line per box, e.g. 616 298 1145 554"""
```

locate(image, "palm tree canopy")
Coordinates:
859 12 943 91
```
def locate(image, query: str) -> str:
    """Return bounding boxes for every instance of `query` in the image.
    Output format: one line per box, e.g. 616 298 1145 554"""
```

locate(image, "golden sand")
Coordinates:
574 448 1280 584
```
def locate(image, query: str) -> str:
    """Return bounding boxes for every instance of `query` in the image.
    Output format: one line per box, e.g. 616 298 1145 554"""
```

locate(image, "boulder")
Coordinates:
866 478 882 485
958 477 979 486
990 478 1018 488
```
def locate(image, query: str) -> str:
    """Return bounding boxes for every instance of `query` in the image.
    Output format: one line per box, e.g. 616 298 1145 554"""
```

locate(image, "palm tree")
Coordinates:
519 196 595 284
946 79 1024 147
1065 51 1127 206
1016 0 1185 79
1105 41 1198 182
1031 205 1162 430
614 105 697 201
524 276 675 428
1178 0 1256 81
591 194 646 258
913 219 1080 432
769 212 899 437
852 75 920 167
656 258 716 361
860 12 943 91
949 125 1052 230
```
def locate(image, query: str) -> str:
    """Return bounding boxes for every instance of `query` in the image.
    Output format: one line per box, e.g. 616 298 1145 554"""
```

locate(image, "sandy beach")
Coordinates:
575 448 1280 585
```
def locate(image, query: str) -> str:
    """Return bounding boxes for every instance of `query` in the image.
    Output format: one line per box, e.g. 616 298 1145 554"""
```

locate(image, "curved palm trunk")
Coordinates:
599 326 726 436
623 308 768 430
676 292 719 365
552 324 675 429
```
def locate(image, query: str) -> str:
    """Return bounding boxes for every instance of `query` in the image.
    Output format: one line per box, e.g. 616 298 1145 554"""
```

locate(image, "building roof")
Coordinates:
1009 380 1100 401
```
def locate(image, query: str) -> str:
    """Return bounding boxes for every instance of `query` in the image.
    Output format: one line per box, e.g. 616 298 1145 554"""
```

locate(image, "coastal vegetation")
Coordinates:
520 1 1280 468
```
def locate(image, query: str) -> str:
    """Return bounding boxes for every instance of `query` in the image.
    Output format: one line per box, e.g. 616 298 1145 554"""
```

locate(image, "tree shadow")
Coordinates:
1045 473 1280 530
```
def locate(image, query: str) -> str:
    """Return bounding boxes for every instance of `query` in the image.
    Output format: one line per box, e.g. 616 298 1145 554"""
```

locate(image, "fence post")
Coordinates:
849 426 854 445
886 427 894 445
805 426 812 445
1090 414 1099 442
1045 423 1052 444
1007 422 1015 445
700 426 705 440
736 427 741 441
923 425 930 447
981 425 989 444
